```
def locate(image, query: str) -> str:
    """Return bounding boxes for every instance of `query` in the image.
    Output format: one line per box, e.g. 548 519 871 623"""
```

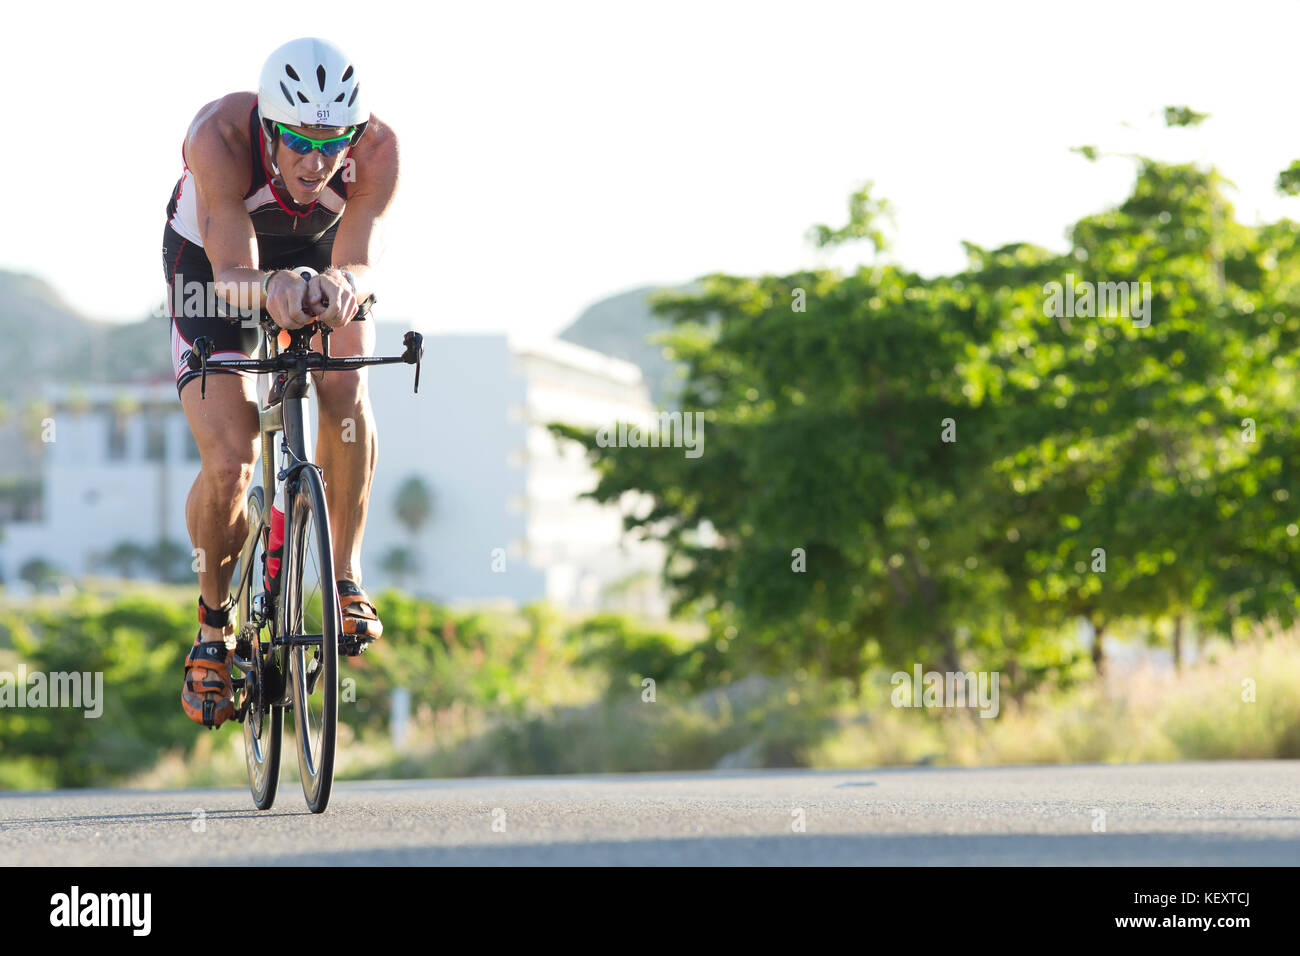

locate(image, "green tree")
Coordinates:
394 475 434 536
554 110 1300 687
0 597 199 786
100 541 148 579
151 539 194 584
380 546 420 590
18 557 61 592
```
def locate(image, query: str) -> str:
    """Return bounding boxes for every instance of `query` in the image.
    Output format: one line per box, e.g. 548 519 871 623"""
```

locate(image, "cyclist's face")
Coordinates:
274 123 352 204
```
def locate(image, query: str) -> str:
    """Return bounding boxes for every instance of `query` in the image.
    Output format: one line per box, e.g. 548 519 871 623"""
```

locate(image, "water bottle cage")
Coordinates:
261 540 282 597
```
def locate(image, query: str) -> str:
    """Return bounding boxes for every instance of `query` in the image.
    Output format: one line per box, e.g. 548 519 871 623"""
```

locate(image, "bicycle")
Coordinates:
182 270 423 813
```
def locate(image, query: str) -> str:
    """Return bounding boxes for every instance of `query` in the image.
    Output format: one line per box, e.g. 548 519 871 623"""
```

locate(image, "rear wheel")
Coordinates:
236 486 283 811
284 468 340 814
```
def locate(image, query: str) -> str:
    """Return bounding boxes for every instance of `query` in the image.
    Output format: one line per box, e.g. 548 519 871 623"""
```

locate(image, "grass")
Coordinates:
124 632 1300 792
811 634 1300 768
6 580 1296 790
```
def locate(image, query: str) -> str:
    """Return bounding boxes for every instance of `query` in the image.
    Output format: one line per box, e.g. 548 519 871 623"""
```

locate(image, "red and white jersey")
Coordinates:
165 104 349 263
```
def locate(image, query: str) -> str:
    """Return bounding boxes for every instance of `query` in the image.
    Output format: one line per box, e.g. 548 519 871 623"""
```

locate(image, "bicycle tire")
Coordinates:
236 485 283 811
284 466 340 814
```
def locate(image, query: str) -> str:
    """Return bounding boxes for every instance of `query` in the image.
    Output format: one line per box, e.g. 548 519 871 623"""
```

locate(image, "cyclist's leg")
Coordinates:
310 318 384 645
310 316 377 586
166 225 263 724
167 227 262 635
174 345 261 727
179 372 260 637
177 372 260 726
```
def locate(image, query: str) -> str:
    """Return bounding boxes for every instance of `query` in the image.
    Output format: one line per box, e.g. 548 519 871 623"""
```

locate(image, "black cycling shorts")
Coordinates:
162 222 367 397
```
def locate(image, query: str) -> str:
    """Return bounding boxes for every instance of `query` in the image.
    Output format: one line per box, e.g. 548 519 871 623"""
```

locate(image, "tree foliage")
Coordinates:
393 475 434 536
554 112 1300 687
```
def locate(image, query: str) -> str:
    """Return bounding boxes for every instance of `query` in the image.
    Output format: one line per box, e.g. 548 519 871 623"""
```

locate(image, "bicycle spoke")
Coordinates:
238 487 281 811
287 470 339 813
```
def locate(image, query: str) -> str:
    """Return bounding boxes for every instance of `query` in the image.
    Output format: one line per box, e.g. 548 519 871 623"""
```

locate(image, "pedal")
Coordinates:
339 634 375 657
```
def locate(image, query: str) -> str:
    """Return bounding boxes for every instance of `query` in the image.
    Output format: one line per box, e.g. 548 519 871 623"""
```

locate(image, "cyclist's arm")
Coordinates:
328 120 400 304
187 108 307 322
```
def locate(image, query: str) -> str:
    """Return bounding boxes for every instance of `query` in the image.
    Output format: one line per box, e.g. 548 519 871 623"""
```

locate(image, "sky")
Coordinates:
5 0 1300 336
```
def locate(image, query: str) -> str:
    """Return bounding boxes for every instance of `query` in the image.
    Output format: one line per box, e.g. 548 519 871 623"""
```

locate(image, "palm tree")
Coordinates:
388 476 433 594
151 539 193 584
380 546 420 590
19 557 61 592
394 475 434 535
101 541 148 579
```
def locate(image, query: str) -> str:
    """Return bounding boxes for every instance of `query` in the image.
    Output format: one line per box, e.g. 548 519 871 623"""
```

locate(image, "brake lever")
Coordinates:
401 331 425 393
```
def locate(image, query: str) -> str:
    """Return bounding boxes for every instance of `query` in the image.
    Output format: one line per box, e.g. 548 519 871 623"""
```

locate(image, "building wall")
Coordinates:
513 341 667 615
1 389 200 579
363 331 544 603
1 333 667 616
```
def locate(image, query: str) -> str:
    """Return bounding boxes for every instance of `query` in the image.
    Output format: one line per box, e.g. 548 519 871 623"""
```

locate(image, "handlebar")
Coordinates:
184 319 424 398
184 266 421 398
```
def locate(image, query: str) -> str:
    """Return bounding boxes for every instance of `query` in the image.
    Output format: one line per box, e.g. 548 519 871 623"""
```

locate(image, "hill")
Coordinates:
0 270 173 404
0 270 696 411
558 285 686 407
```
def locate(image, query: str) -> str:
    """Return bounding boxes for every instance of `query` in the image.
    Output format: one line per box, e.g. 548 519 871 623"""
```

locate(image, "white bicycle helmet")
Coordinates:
257 38 368 141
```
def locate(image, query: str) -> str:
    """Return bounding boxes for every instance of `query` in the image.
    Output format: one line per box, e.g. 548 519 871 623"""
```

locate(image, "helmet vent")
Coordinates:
260 40 367 130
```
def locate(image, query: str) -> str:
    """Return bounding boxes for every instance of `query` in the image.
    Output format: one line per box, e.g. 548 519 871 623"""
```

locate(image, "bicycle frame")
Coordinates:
186 313 424 709
246 325 321 704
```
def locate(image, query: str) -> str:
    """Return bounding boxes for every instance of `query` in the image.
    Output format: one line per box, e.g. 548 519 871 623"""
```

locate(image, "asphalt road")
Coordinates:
1 761 1296 865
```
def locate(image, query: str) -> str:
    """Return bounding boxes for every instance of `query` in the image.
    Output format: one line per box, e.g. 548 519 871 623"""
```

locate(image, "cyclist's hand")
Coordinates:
265 270 314 330
306 271 358 329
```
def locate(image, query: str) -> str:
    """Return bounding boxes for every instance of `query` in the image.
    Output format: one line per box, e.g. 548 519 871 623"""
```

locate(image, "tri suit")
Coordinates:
161 104 368 396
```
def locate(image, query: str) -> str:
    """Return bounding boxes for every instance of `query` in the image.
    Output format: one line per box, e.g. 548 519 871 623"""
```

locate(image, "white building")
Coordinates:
365 331 668 614
0 383 199 583
0 331 668 616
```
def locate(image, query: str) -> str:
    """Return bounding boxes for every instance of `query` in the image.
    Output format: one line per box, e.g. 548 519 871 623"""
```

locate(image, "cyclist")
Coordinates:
165 37 399 728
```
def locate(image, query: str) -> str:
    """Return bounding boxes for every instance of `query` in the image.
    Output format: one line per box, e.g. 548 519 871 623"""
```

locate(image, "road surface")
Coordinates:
1 761 1296 865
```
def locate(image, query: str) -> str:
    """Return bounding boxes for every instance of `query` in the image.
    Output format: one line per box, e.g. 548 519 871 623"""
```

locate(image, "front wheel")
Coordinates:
236 486 283 811
284 467 340 814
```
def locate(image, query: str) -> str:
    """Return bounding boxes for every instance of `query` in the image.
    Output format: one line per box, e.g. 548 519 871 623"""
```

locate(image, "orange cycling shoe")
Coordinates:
337 580 382 655
182 595 238 729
